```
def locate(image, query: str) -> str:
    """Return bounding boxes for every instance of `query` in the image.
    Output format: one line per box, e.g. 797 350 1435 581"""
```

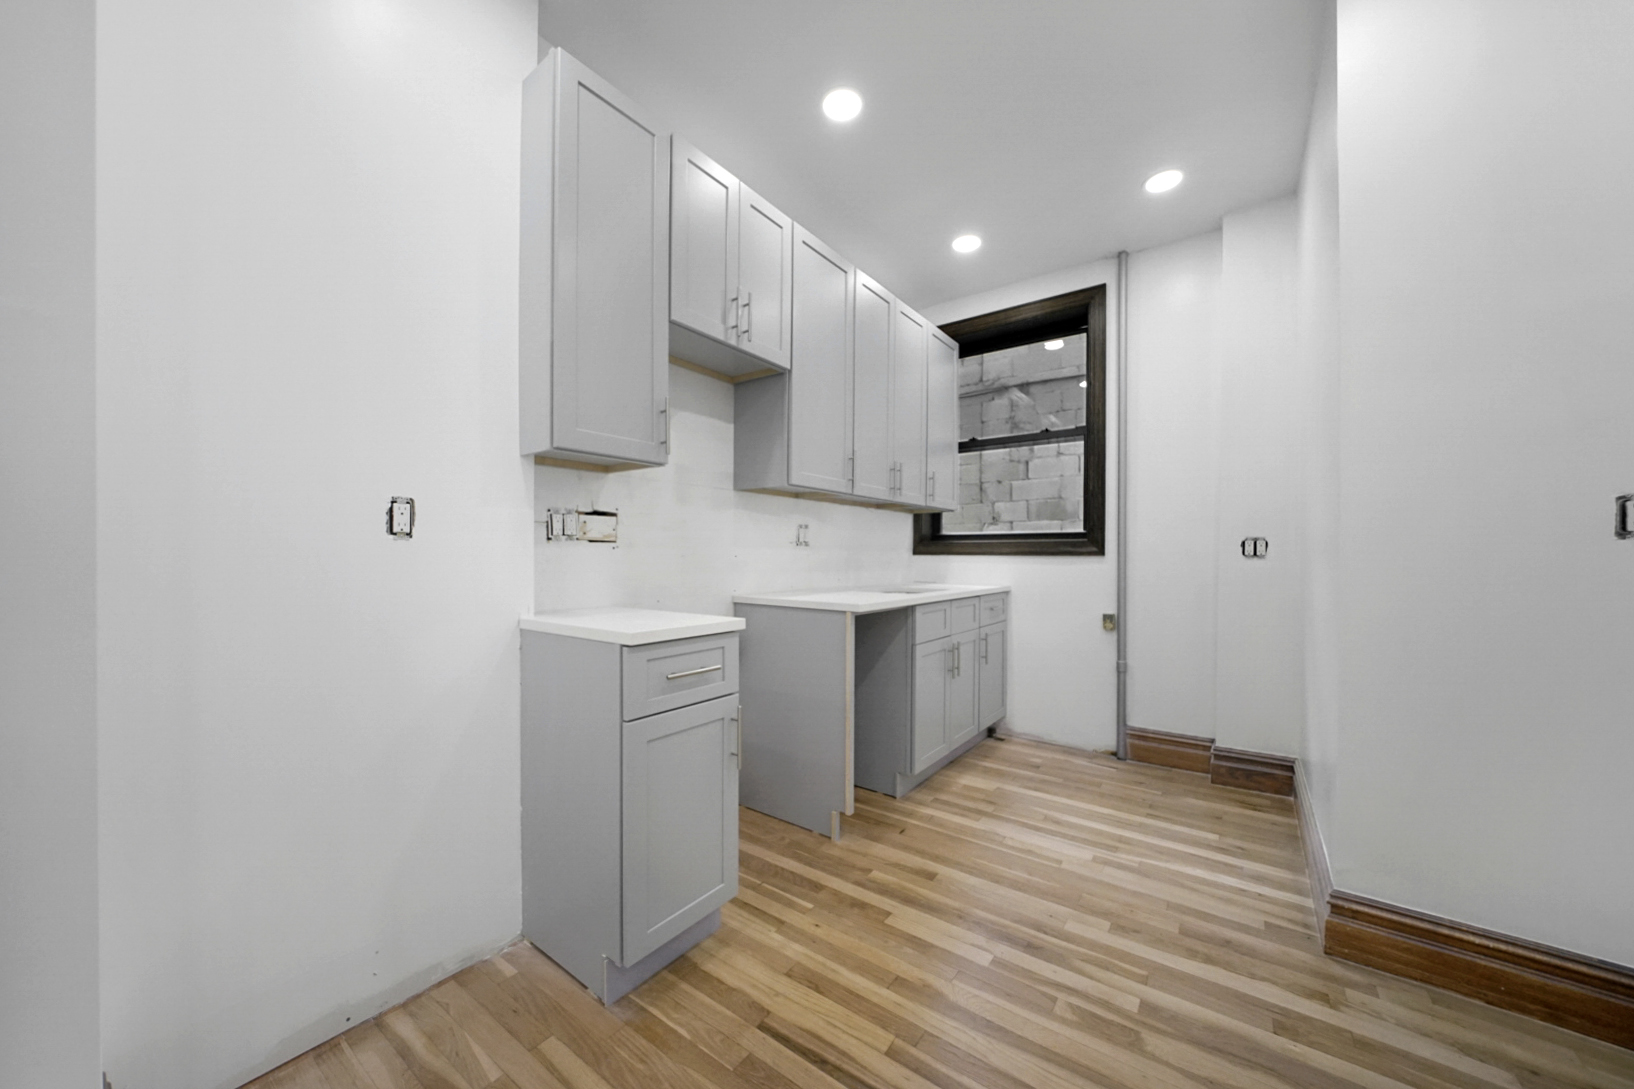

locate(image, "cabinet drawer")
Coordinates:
914 597 980 643
979 593 1008 626
622 634 739 720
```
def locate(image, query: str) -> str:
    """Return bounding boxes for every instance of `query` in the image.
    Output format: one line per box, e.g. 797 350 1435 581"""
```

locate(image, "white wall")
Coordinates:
1124 234 1223 741
1297 2 1341 842
1332 0 1634 966
1213 198 1305 756
920 260 1122 752
96 2 538 1086
0 2 102 1085
919 226 1310 756
534 363 916 615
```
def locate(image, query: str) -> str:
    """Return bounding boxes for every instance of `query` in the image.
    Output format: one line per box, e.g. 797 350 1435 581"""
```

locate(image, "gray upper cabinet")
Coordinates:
786 229 853 492
708 170 954 512
852 271 895 502
669 139 793 378
926 327 960 512
892 304 929 507
521 49 669 468
669 141 737 346
732 227 854 496
736 185 793 370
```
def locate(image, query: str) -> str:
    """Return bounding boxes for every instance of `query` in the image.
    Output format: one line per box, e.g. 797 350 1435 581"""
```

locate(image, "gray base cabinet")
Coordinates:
978 619 1007 731
856 592 1008 797
521 630 739 1003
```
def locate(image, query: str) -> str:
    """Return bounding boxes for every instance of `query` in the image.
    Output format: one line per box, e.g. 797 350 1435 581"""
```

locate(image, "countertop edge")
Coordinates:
732 586 1011 614
519 615 746 646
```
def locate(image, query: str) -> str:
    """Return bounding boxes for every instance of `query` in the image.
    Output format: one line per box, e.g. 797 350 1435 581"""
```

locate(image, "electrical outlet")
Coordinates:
1240 537 1268 559
387 497 415 538
794 523 810 547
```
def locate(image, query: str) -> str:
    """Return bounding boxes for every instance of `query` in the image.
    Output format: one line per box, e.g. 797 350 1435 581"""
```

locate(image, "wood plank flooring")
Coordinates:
246 739 1634 1089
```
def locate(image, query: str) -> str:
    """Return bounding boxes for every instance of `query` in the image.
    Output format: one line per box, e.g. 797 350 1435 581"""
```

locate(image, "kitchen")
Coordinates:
8 2 1634 1087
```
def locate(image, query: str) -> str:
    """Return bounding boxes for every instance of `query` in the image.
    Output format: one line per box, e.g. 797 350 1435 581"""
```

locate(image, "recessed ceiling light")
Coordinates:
1044 339 1065 351
822 88 863 122
951 234 982 254
1144 169 1184 194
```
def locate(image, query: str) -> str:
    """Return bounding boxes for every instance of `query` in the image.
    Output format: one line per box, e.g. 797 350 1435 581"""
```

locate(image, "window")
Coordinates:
914 286 1106 555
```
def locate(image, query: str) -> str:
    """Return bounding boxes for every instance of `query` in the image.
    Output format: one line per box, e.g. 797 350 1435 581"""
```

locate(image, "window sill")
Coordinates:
912 518 1104 556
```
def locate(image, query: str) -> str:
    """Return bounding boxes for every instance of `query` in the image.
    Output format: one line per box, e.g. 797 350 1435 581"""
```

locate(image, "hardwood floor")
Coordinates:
246 739 1634 1089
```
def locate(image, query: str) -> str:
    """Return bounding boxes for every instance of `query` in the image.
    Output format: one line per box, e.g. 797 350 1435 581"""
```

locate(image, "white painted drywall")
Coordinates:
1123 232 1223 741
1297 2 1341 843
95 1 538 1086
535 363 916 615
1332 0 1634 965
921 223 1318 757
918 259 1121 752
0 2 101 1085
1213 198 1306 757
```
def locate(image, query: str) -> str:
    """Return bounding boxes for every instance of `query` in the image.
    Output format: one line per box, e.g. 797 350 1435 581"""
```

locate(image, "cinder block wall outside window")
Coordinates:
946 336 1087 533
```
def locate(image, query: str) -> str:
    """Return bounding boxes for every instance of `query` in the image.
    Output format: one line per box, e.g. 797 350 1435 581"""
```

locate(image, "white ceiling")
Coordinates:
537 0 1323 311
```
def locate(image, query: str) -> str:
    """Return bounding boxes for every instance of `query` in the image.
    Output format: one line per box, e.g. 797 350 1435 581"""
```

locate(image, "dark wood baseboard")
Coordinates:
1126 744 1634 1052
1209 746 1295 796
1124 727 1294 796
1324 893 1634 1050
1124 727 1213 774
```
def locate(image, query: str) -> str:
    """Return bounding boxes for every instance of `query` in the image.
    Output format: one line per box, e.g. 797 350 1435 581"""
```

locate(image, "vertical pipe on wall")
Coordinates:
1115 250 1130 760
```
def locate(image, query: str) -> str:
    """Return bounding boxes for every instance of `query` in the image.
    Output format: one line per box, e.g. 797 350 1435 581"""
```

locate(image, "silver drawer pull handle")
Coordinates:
666 664 723 680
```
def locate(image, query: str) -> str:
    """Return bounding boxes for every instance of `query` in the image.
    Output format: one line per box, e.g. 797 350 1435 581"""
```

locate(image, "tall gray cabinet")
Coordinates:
733 227 855 495
891 303 929 506
521 49 669 468
926 327 960 512
521 611 743 1003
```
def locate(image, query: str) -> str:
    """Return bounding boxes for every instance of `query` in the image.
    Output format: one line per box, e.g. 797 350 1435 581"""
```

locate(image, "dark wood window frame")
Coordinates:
914 285 1107 556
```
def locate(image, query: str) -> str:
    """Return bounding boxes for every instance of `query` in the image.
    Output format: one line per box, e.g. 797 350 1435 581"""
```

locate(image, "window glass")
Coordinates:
960 333 1087 440
943 441 1085 534
914 285 1104 556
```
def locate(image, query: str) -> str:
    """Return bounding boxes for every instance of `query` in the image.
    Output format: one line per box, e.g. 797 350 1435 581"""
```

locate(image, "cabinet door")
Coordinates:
552 51 669 465
737 185 793 370
978 622 1006 730
926 328 960 512
851 272 894 501
892 304 929 507
621 694 740 965
947 630 980 749
912 637 951 773
670 138 739 345
788 228 853 493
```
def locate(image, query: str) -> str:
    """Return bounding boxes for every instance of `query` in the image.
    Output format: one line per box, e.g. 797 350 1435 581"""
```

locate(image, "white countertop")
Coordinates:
520 607 745 646
732 583 1009 614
